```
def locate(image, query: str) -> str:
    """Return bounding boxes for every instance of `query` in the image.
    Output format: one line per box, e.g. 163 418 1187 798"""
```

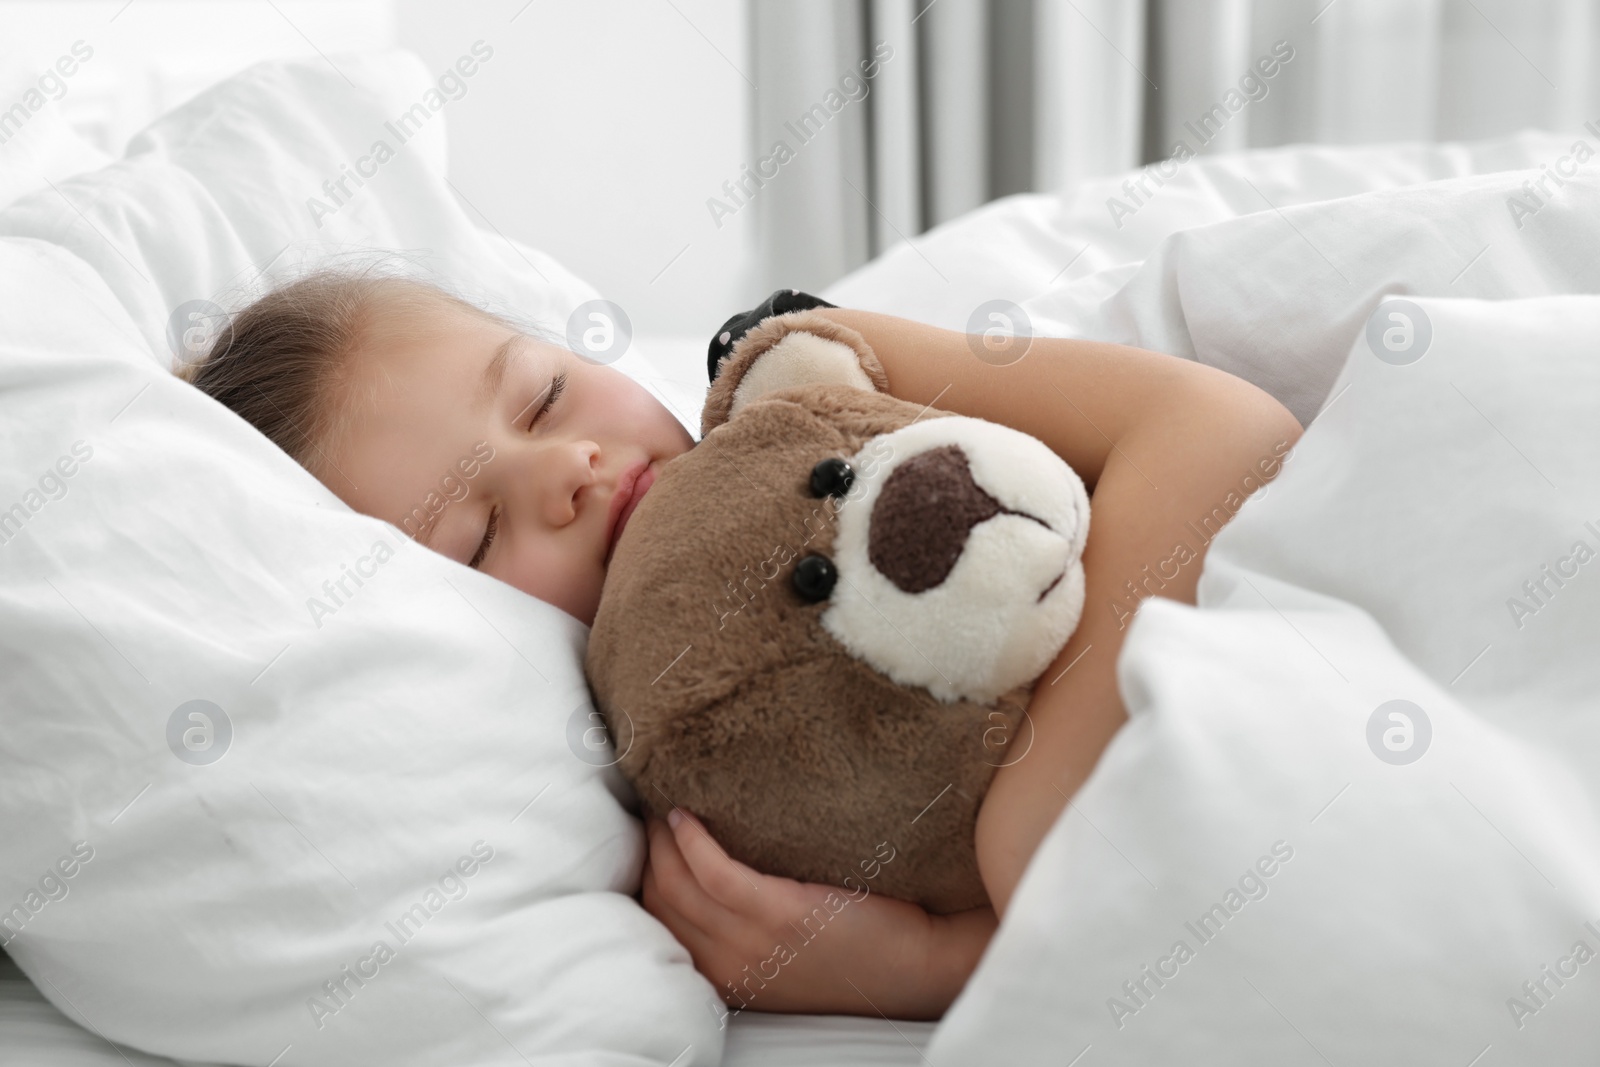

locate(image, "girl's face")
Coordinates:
326 299 695 625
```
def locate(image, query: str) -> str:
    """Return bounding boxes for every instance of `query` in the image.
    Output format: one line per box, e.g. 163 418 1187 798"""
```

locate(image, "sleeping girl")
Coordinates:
182 269 1302 1022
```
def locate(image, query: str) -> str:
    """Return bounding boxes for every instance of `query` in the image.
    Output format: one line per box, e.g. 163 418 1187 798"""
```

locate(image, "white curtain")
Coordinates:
749 0 1600 292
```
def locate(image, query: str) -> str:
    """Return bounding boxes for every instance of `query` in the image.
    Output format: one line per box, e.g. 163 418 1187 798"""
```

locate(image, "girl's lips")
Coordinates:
606 461 656 563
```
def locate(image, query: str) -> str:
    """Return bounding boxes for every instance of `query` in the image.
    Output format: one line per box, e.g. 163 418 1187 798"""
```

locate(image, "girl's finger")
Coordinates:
643 855 751 998
646 816 735 933
642 855 711 948
666 808 768 914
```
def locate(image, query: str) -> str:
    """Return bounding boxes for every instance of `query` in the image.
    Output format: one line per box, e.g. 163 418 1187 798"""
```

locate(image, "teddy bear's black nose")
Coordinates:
869 445 1013 594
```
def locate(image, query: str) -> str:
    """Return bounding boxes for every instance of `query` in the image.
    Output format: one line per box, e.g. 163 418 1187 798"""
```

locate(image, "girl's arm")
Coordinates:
813 309 1303 915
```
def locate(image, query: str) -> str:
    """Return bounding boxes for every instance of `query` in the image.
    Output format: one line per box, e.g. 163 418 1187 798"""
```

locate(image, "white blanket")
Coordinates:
829 129 1600 426
929 294 1600 1063
828 143 1600 1061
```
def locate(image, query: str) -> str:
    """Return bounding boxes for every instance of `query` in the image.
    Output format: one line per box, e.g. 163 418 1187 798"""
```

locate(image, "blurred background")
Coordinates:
2 0 1598 338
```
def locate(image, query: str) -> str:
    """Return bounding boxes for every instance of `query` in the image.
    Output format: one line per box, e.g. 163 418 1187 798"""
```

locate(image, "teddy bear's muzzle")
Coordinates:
817 414 1091 705
869 443 1060 595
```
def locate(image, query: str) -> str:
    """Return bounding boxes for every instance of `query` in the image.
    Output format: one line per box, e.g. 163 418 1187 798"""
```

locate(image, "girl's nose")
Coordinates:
528 438 600 528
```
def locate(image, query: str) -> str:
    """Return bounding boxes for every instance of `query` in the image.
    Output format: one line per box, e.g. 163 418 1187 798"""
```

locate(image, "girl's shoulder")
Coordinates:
705 288 834 384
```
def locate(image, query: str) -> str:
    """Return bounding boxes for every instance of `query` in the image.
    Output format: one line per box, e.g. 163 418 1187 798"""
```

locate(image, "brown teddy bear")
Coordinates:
586 310 1089 914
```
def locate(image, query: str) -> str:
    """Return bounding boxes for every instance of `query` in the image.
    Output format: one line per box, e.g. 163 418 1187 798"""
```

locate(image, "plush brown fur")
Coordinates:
587 312 1028 913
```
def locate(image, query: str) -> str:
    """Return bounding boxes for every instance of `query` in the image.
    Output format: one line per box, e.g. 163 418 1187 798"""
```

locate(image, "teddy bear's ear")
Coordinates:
701 310 890 437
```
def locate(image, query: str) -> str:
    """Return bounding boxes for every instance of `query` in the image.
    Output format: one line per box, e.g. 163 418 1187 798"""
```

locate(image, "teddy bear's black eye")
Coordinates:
809 457 854 499
792 554 837 602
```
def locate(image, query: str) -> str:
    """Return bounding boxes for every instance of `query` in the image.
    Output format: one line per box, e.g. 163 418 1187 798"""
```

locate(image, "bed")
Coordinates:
2 50 1596 1066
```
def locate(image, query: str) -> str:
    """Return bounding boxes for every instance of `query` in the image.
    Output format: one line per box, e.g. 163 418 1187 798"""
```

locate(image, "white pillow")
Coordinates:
0 38 113 209
927 294 1600 1062
0 47 679 403
0 52 720 1067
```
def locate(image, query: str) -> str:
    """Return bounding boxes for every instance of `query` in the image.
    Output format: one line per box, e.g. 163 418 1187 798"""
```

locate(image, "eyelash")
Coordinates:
469 372 567 570
526 372 566 430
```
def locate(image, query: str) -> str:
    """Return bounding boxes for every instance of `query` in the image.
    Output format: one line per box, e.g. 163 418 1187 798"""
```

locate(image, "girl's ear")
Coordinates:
700 310 889 436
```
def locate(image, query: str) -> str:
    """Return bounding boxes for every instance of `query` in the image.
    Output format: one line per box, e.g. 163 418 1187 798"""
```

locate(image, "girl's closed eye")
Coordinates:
469 508 498 569
470 371 568 570
516 371 566 431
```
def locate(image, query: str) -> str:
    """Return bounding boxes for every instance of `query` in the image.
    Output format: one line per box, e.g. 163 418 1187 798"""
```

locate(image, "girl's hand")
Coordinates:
641 808 995 1021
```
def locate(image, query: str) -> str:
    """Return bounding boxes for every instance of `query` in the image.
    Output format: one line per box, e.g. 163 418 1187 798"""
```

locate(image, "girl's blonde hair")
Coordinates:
179 270 521 478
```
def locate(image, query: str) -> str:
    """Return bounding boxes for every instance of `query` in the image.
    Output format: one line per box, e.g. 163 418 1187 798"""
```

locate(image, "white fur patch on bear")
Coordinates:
819 416 1089 705
729 333 874 418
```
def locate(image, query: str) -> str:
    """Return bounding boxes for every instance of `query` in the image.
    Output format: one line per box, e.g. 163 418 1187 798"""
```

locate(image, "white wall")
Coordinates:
394 0 755 336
